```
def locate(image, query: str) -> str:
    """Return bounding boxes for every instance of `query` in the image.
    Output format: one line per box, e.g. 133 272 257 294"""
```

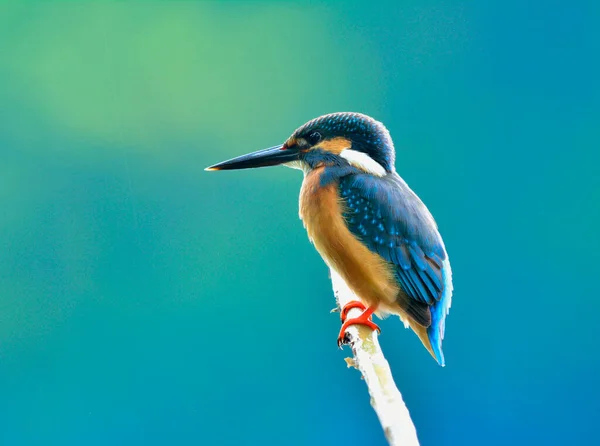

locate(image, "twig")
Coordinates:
330 269 420 446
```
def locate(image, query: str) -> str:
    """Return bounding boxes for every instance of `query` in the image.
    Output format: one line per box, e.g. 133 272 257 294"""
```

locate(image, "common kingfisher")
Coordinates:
206 113 453 366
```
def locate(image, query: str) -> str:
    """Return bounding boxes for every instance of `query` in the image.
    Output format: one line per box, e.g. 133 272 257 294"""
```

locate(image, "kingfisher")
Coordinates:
206 112 453 366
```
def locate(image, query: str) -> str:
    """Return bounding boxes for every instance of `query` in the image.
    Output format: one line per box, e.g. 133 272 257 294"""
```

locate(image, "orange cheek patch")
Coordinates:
284 137 298 148
317 137 351 155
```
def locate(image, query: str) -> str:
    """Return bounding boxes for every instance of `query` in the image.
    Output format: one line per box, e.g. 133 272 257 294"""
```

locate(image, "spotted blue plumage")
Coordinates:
339 172 452 365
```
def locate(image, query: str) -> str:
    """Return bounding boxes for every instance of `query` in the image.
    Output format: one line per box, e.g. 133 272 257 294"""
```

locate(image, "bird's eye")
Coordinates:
308 132 322 145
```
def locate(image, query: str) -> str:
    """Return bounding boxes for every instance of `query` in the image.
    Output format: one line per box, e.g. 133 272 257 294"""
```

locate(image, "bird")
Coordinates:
206 112 453 366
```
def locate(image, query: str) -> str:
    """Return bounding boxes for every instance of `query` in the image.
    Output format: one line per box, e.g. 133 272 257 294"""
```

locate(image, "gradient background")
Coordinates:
1 2 599 445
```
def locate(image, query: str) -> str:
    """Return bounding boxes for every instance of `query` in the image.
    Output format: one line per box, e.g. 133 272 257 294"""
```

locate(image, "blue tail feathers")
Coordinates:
427 257 453 366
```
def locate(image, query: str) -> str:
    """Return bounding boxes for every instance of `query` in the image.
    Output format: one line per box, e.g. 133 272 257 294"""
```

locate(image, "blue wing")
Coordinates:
339 173 453 364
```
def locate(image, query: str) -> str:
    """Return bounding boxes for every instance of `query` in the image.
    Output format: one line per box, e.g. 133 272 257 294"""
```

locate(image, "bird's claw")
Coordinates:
336 300 381 348
337 331 351 348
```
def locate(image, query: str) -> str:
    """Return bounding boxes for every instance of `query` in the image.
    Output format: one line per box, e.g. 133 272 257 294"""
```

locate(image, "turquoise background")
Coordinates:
1 2 598 445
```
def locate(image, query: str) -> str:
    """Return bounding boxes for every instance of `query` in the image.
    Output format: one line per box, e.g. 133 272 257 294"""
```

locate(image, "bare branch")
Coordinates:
331 269 420 446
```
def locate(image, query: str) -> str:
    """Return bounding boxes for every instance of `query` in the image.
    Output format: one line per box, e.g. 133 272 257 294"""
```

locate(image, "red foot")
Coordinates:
340 300 366 321
337 300 381 347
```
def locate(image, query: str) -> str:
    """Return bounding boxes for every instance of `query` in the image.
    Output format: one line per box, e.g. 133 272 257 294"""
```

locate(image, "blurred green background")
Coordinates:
0 1 598 445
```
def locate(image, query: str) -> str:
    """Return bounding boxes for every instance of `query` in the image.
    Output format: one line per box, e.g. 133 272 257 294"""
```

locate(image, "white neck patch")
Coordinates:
284 160 310 175
340 149 386 177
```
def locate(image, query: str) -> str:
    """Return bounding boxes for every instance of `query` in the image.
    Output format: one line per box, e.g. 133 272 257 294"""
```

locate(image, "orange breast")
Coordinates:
299 167 399 309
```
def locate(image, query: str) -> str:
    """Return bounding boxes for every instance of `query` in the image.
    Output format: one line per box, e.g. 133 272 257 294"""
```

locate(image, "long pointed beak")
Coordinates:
205 144 299 171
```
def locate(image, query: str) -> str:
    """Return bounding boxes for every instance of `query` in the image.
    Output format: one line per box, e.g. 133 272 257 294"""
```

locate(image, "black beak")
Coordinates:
205 144 300 171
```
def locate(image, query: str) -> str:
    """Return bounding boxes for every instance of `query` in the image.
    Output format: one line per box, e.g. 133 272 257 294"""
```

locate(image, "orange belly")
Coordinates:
299 168 399 310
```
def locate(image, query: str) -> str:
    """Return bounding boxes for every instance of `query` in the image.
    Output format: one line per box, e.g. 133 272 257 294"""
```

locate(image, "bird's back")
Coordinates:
340 172 453 364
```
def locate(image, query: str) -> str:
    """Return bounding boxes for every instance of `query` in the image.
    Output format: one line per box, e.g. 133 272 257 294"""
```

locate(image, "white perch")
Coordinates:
330 269 420 446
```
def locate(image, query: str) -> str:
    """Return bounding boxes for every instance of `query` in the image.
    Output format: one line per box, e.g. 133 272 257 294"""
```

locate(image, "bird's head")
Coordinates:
205 112 395 176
